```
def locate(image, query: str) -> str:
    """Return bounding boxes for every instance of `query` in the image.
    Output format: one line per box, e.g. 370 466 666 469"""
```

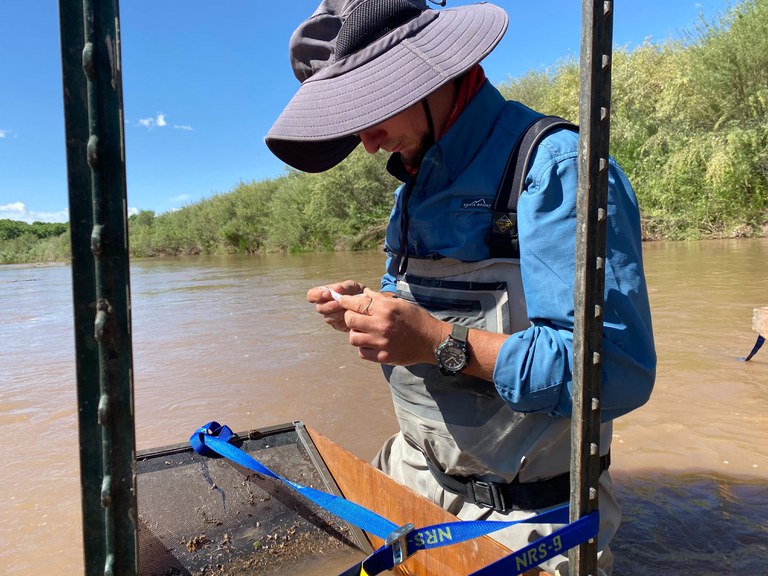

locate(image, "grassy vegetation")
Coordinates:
0 220 70 264
127 146 395 258
3 0 767 264
500 0 768 239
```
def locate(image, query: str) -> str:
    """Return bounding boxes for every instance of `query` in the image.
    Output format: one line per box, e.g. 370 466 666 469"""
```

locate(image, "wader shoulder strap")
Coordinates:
487 116 578 259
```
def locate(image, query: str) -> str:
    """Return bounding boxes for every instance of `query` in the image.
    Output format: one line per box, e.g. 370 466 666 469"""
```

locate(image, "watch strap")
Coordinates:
436 323 470 376
450 323 469 344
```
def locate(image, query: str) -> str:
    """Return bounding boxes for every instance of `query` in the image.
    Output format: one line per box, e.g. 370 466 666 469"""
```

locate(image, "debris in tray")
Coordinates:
136 428 368 575
186 522 358 575
183 534 209 552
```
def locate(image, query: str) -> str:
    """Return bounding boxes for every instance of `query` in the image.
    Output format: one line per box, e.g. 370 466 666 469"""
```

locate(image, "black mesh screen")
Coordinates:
136 424 369 575
336 0 423 58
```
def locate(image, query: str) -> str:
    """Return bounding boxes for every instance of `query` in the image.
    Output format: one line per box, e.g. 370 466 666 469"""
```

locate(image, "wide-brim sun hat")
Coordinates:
265 0 508 173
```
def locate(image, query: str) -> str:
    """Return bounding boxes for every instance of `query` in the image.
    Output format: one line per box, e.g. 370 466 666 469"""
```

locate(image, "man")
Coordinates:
266 1 656 574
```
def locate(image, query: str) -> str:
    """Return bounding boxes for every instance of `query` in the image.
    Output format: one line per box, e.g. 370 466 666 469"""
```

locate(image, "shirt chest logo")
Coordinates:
461 198 493 210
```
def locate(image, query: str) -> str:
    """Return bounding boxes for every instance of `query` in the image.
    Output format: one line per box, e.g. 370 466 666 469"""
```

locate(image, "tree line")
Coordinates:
0 220 70 264
3 0 766 264
500 0 768 240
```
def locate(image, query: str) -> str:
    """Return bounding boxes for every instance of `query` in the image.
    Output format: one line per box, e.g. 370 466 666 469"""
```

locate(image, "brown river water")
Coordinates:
1 239 767 574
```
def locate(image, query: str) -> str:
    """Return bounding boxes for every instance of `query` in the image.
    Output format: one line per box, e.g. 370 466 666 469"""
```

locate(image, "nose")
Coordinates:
358 127 386 154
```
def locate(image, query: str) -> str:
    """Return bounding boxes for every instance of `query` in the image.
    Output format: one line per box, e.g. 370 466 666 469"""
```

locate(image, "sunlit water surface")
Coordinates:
1 239 767 574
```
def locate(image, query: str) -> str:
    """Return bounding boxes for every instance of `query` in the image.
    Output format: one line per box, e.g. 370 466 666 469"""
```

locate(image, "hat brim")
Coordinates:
266 3 508 173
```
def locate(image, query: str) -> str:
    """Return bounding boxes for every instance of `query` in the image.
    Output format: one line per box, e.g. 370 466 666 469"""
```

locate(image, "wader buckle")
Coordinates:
386 523 414 566
472 480 506 512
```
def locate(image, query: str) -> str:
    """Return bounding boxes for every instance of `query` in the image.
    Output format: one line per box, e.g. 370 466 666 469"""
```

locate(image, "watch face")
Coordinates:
438 344 467 371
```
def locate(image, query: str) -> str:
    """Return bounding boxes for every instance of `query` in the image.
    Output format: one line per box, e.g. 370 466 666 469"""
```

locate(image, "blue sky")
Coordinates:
1 0 734 223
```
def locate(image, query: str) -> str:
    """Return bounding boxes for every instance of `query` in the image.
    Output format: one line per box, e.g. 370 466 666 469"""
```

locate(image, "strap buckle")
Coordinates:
471 480 507 512
386 523 414 566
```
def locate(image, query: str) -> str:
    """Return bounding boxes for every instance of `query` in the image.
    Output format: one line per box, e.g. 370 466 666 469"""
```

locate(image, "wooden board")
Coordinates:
307 426 545 576
753 306 768 338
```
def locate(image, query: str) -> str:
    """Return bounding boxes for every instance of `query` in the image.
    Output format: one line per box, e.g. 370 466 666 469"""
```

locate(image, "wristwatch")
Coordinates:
435 323 470 376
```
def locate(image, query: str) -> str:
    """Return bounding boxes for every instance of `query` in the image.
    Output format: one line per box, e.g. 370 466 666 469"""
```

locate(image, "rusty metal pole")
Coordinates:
569 1 614 575
58 0 138 573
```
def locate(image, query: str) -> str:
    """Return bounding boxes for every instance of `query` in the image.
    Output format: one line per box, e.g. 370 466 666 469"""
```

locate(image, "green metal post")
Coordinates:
570 1 614 575
58 0 137 574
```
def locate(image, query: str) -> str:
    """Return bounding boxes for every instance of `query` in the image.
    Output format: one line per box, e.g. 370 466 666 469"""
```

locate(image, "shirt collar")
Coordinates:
437 81 507 179
386 81 507 183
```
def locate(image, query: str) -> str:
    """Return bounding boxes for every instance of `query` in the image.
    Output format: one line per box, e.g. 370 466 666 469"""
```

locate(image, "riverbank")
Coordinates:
2 220 767 266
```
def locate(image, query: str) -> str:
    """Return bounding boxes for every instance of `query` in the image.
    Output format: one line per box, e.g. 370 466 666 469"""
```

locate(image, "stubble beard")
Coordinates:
401 133 433 170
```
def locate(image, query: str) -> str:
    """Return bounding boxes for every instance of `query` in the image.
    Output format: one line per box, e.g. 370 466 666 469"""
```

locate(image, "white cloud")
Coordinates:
0 129 16 139
137 113 166 129
0 202 142 223
0 202 69 223
138 116 157 129
135 113 191 131
1 201 25 212
170 194 191 203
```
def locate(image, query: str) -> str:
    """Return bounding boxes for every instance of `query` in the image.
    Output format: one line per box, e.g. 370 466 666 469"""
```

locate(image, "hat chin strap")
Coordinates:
422 97 436 150
393 97 434 277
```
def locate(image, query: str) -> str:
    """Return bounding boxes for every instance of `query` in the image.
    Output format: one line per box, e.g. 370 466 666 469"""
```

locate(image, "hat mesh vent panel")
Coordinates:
336 0 423 59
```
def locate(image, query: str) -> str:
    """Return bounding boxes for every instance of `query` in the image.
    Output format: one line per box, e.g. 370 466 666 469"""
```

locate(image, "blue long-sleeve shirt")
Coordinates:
381 81 655 421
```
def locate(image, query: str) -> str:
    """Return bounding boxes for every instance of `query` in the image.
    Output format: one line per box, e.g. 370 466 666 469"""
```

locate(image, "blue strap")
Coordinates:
190 421 399 540
406 504 569 552
347 506 598 576
469 511 600 576
190 422 599 576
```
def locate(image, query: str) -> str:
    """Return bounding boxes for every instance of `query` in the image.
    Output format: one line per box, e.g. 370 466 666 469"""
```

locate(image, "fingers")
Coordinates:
360 297 373 315
338 288 382 315
307 281 370 333
345 294 373 315
355 345 389 364
306 281 366 304
307 285 329 304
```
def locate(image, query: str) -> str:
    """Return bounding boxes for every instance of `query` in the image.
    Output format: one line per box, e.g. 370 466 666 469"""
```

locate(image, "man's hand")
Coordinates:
309 284 503 380
307 280 367 332
337 288 447 366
